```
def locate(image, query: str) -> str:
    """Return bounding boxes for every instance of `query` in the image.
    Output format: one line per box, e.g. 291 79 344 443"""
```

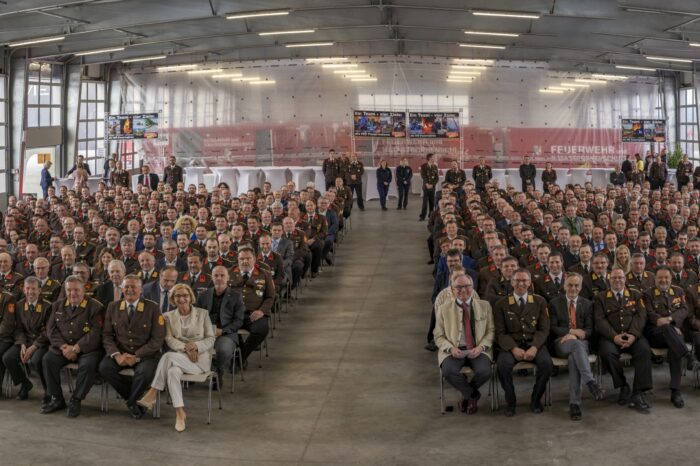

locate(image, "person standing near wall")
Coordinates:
376 159 392 211
395 158 413 210
518 155 536 193
163 156 184 191
346 153 365 211
40 161 54 199
322 149 340 191
419 153 439 221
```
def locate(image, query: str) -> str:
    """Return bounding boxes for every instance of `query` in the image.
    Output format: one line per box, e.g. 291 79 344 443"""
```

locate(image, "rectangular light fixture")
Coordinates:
447 75 475 80
464 31 519 37
322 63 358 68
449 71 481 75
122 55 167 63
345 75 372 79
690 42 700 47
212 73 244 78
591 73 628 81
187 68 224 75
546 87 570 91
233 77 261 81
306 57 348 62
285 42 334 48
332 69 366 74
473 11 540 19
560 82 589 88
9 35 65 47
74 46 125 56
451 65 487 70
453 58 494 64
575 78 606 84
615 65 656 72
646 55 693 63
351 78 377 82
249 80 276 85
459 43 506 49
157 64 199 72
447 78 473 83
540 89 564 94
226 10 289 20
259 29 315 36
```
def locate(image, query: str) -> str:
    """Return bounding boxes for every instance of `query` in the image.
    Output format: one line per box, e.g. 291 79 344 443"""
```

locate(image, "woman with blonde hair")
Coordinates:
613 244 632 274
138 283 215 432
174 215 197 240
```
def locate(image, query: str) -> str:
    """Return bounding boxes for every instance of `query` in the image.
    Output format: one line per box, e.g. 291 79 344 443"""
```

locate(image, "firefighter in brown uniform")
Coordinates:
282 217 310 287
642 267 689 408
2 277 51 401
493 268 552 416
99 275 165 419
626 253 655 292
419 153 440 221
345 154 365 211
303 199 328 278
593 268 652 413
0 288 17 391
0 252 24 300
229 247 274 365
322 149 341 191
472 157 492 194
34 257 61 302
42 276 104 417
177 251 212 297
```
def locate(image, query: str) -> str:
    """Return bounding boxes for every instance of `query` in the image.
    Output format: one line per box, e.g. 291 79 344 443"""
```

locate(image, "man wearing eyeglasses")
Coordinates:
434 274 494 415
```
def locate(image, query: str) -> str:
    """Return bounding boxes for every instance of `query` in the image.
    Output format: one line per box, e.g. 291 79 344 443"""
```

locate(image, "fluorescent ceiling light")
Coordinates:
447 78 473 83
74 47 125 56
447 75 475 80
451 65 487 70
459 43 506 49
9 35 64 47
691 42 700 47
212 73 243 78
473 11 540 19
332 69 366 74
122 55 167 63
449 71 481 75
453 58 494 64
546 87 570 91
285 42 334 48
233 77 261 81
226 10 289 20
157 64 199 72
258 29 315 36
306 57 348 62
646 55 693 63
351 78 377 82
591 73 628 80
615 65 656 72
575 78 606 84
464 31 519 37
540 89 564 94
187 68 223 75
560 83 589 88
249 80 276 85
322 63 358 68
345 75 372 78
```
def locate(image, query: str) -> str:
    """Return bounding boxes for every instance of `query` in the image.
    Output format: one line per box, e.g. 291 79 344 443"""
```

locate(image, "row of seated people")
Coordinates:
0 177 351 430
426 178 700 421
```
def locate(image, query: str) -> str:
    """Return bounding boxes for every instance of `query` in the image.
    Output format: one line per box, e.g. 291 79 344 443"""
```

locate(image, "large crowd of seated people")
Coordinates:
428 150 700 421
0 154 355 432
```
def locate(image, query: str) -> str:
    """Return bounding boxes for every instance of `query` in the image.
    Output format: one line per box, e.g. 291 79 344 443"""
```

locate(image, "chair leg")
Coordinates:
439 370 445 415
207 376 212 425
154 391 161 419
217 375 223 410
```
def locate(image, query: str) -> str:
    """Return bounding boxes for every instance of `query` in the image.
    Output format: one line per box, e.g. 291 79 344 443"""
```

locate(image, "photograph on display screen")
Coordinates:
353 111 406 138
408 112 460 138
106 113 159 140
621 119 666 143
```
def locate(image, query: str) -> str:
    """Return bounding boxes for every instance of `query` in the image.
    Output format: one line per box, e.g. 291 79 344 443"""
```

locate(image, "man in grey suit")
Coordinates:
163 156 184 190
141 266 179 314
558 204 585 237
549 273 604 420
271 223 293 284
195 266 246 379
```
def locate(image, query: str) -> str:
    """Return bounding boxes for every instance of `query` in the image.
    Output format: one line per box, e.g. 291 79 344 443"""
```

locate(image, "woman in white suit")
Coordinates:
138 283 215 432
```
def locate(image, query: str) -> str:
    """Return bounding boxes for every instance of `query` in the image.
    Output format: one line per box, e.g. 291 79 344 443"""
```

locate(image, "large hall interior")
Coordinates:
1 1 700 465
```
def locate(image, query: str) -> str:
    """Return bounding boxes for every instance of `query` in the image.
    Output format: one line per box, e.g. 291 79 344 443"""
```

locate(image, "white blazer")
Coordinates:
164 306 216 371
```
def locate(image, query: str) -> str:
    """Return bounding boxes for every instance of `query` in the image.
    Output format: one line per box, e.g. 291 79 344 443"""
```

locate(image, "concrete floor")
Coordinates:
1 197 699 466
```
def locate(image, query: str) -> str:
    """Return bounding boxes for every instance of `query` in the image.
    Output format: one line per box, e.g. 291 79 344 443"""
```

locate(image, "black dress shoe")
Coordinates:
66 398 82 418
16 381 33 401
129 403 146 419
618 385 631 406
41 397 66 414
504 405 516 417
427 259 435 265
530 400 544 414
458 398 468 413
586 381 605 401
671 390 685 409
569 404 582 421
40 395 51 411
628 392 651 414
424 341 438 352
418 217 425 222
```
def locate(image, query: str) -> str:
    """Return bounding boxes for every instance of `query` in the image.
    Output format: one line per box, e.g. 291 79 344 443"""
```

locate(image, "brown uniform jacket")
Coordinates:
626 270 655 292
177 271 212 297
643 286 688 329
0 292 17 343
103 298 165 359
593 288 646 341
493 294 550 351
46 297 104 355
229 266 275 315
14 298 51 347
0 271 24 301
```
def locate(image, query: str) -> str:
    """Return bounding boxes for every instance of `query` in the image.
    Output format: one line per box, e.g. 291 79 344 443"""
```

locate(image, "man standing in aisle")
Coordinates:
346 153 365 211
395 157 413 210
419 153 439 221
163 156 184 191
519 155 536 192
322 149 340 191
138 165 159 191
473 157 492 194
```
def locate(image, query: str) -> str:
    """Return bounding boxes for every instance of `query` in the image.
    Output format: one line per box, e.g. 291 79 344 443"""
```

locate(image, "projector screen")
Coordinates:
621 119 666 143
106 113 160 140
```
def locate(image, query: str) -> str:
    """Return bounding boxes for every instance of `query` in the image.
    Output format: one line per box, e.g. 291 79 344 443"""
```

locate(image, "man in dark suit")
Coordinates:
142 266 179 314
271 223 293 283
162 156 184 190
518 155 536 192
155 239 187 272
93 260 126 309
99 275 165 419
137 165 159 191
318 197 338 265
66 154 92 177
195 266 245 379
549 273 604 421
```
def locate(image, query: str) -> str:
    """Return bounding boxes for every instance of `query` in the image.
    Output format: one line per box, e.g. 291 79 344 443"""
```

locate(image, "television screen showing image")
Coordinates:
353 111 406 138
408 112 460 138
106 113 159 140
621 118 665 143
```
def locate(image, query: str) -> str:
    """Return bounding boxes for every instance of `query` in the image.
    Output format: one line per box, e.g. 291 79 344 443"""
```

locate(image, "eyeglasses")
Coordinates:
453 285 473 291
173 294 190 300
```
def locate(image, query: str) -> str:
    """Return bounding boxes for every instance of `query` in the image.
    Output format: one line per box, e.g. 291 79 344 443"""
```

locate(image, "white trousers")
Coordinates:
151 352 205 408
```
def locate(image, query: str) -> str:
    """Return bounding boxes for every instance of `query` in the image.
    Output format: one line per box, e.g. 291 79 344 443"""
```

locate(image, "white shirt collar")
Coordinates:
513 292 528 303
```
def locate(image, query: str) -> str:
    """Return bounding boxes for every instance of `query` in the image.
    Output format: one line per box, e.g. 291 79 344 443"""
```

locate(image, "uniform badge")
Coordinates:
158 315 165 326
7 303 15 314
36 304 42 312
137 302 145 312
82 324 90 333
120 301 126 311
80 299 87 308
256 290 263 297
528 295 534 303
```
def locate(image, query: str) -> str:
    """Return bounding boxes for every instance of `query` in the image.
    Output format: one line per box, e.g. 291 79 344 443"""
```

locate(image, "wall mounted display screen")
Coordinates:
353 111 406 138
621 119 666 143
409 112 460 138
106 113 159 140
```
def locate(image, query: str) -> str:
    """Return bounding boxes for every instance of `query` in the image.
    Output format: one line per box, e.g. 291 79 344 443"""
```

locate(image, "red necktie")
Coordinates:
568 300 577 329
462 301 475 350
145 175 149 188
